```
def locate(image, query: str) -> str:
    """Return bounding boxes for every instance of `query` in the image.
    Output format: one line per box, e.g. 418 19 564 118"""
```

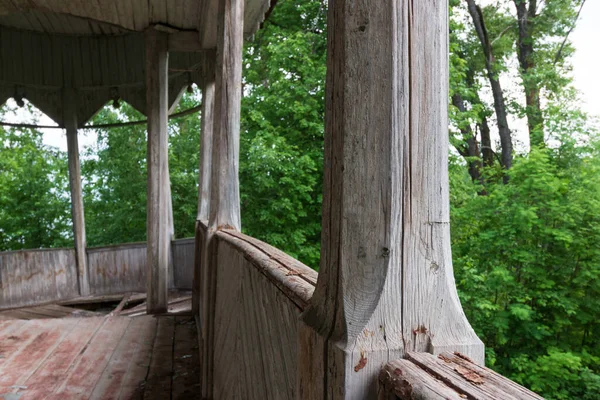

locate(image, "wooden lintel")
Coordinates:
168 31 203 52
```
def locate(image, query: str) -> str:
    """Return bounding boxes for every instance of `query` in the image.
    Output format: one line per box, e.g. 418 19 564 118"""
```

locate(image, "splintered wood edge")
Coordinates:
215 230 316 310
380 352 546 400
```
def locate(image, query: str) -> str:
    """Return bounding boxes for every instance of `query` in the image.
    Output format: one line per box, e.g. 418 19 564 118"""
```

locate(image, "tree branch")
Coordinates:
554 0 587 64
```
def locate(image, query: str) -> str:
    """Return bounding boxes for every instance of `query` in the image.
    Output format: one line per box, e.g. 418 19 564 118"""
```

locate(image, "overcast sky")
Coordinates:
7 2 600 152
570 0 599 118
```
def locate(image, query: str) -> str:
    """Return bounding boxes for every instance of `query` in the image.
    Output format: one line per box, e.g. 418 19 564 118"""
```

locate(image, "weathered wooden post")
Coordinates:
145 28 171 313
200 0 244 397
192 58 215 319
63 89 90 297
299 0 484 398
197 61 215 224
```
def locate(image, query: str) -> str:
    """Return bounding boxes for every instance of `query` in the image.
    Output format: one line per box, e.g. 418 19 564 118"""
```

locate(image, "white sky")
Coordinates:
570 0 600 118
4 2 600 152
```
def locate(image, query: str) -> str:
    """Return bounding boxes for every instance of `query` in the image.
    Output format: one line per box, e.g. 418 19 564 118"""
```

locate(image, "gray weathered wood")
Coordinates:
145 28 170 314
172 238 195 289
64 89 89 297
167 30 203 52
0 248 79 310
379 359 463 400
87 242 147 295
208 0 243 232
208 231 316 399
197 61 215 223
299 0 483 398
201 0 245 396
404 352 545 400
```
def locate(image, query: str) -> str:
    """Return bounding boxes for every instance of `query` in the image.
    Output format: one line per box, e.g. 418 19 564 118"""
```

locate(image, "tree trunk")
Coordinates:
514 0 544 148
451 93 482 183
465 0 513 172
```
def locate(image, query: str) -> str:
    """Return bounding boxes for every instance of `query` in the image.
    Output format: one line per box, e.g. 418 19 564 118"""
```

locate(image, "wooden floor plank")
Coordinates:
143 316 175 400
49 317 131 399
20 317 107 399
0 319 26 335
171 317 202 399
0 320 41 367
89 316 157 400
117 317 158 400
0 318 79 387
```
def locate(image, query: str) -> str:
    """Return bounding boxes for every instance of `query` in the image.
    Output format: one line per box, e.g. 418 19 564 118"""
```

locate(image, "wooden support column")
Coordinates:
201 0 244 397
192 59 215 319
197 66 215 223
64 90 89 297
145 29 170 314
299 0 484 398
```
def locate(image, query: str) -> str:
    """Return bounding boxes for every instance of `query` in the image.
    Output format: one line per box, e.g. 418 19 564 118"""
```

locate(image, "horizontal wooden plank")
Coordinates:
394 352 543 400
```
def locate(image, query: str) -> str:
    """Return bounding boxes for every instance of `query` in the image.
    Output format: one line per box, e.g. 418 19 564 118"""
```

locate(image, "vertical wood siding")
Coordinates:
172 238 195 289
0 248 78 309
87 242 147 295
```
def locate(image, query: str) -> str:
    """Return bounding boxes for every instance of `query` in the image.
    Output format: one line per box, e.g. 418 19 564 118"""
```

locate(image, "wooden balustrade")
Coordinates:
0 238 195 310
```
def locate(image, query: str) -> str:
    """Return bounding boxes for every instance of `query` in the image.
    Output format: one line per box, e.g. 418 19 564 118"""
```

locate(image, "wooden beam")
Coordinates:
197 61 215 223
202 0 244 397
64 89 89 297
168 31 203 53
298 0 484 398
378 352 544 400
145 28 171 314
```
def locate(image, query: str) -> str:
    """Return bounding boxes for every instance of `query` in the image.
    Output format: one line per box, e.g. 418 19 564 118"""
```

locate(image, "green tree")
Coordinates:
239 0 327 268
0 105 71 250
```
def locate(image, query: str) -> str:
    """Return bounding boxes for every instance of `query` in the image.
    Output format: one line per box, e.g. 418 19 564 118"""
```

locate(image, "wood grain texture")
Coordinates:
0 0 269 39
145 28 170 314
300 0 483 398
172 238 195 289
208 234 316 399
87 242 147 294
405 352 544 400
64 89 89 297
197 61 215 222
208 0 243 232
0 248 79 310
0 26 206 125
379 359 463 400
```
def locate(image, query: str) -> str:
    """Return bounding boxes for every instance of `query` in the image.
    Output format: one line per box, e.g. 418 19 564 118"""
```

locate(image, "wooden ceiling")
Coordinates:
0 0 273 126
0 0 271 44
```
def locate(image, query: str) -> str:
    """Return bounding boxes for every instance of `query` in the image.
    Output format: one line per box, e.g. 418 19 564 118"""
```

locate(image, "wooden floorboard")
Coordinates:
0 294 199 400
116 317 158 400
172 317 202 399
143 316 175 400
21 317 107 399
0 318 79 387
50 317 131 399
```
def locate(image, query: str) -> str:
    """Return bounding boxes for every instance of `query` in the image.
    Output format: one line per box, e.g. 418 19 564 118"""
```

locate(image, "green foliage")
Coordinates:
82 104 148 246
82 94 200 247
0 105 71 250
451 141 600 399
239 0 326 268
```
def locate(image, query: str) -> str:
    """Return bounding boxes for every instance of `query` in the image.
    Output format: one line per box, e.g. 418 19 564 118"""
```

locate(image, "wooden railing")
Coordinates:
0 238 195 309
379 353 544 400
194 221 317 398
